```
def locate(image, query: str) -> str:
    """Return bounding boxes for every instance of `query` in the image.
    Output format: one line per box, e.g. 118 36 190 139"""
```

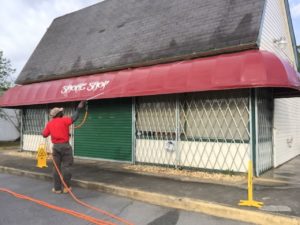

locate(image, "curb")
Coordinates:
1 151 246 188
0 166 300 225
2 150 290 188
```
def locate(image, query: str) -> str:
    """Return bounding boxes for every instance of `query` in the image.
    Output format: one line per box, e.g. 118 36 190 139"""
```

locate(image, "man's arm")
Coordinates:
42 124 50 138
71 101 86 123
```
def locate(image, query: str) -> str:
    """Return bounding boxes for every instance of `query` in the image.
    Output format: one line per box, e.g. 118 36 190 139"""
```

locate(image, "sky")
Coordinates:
0 0 299 81
0 0 100 80
290 0 300 45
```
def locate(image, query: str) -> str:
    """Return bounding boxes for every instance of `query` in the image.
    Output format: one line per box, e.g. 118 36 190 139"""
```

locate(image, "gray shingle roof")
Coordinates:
16 0 266 84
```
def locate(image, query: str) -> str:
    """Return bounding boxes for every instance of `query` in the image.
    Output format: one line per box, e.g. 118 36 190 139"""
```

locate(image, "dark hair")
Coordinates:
54 111 64 118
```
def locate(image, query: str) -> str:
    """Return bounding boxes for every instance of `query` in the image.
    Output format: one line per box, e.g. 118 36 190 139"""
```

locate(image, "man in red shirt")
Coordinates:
42 101 86 194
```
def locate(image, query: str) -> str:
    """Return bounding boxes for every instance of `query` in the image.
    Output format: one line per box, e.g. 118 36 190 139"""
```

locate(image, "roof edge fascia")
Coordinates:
17 43 258 85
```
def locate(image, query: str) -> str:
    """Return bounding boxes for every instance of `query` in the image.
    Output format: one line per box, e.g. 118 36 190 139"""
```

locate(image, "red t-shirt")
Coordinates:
42 117 73 144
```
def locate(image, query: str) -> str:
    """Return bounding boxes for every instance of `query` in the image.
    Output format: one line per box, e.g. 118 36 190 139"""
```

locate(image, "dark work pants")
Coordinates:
52 143 73 191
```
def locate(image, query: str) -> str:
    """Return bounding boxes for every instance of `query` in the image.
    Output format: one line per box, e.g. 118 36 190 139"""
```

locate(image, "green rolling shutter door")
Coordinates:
74 98 132 161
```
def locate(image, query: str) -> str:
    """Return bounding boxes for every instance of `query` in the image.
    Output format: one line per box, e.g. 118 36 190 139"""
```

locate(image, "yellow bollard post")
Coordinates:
238 160 263 208
36 144 48 168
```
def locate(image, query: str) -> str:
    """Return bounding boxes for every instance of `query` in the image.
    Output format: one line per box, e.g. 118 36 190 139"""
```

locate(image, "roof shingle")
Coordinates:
16 0 266 84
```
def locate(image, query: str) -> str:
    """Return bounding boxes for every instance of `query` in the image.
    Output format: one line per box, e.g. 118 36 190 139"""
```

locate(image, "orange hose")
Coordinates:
52 157 134 225
74 110 88 129
0 109 133 224
0 188 114 225
71 108 134 224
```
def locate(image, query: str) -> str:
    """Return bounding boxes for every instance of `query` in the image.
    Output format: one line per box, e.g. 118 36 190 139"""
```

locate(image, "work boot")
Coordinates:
52 188 62 194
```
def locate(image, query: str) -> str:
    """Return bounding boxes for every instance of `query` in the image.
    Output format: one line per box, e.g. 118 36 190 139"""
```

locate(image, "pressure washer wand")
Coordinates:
86 92 104 101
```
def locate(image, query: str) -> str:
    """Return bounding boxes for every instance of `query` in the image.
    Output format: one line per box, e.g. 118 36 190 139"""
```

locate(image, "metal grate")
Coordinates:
256 89 273 175
136 90 250 172
22 104 75 152
23 108 46 135
22 107 47 151
136 95 177 165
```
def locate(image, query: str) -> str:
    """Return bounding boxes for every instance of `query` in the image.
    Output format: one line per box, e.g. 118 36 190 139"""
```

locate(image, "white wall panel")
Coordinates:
273 98 300 167
23 134 47 151
259 0 297 68
0 109 20 141
136 139 249 172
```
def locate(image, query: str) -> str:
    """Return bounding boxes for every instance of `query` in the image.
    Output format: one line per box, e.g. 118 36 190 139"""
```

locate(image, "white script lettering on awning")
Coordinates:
61 80 110 94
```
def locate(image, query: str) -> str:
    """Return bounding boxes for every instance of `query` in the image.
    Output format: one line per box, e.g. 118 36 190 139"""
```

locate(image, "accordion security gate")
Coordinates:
20 89 273 174
255 89 274 175
22 105 74 152
136 90 251 172
22 107 47 151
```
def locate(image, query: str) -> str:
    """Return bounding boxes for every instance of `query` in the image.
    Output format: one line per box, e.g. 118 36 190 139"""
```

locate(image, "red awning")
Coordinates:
1 50 300 107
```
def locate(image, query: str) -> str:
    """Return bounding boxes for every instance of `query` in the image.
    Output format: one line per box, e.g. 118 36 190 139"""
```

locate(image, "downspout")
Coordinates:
20 109 23 152
250 89 258 176
132 97 136 164
175 94 180 168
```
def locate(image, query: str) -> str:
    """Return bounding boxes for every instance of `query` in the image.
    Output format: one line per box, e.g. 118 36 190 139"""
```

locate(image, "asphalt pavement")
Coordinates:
0 173 252 225
0 148 299 225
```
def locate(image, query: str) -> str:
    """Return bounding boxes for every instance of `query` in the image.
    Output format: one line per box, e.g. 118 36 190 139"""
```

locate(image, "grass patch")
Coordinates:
0 140 20 148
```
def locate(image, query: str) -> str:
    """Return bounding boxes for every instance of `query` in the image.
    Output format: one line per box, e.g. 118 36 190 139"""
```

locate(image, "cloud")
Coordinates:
289 0 300 44
0 0 100 80
291 2 300 18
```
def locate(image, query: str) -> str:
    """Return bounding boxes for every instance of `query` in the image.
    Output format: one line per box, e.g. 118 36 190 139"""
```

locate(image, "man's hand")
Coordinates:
77 100 87 109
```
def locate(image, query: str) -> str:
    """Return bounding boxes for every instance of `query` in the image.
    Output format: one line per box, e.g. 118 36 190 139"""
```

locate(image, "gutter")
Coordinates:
16 43 258 85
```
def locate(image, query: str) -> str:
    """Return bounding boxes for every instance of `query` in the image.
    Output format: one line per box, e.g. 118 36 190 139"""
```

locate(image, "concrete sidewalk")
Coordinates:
0 148 299 225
